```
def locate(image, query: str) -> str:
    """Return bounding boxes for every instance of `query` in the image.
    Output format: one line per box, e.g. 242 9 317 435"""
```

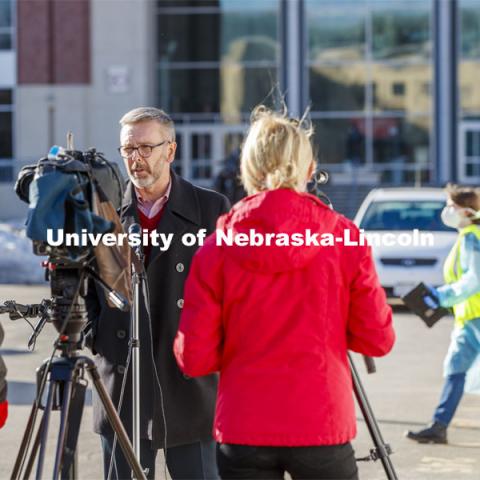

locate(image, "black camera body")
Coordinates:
15 146 124 349
17 148 123 258
16 148 123 209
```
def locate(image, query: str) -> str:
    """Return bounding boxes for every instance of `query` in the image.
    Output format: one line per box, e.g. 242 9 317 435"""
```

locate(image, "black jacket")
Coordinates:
88 170 230 448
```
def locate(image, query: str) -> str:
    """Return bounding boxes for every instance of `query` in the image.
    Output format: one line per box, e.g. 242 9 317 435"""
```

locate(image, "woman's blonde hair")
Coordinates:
240 105 316 195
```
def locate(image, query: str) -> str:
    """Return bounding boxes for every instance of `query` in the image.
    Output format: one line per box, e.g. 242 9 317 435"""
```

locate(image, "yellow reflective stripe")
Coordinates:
444 225 480 326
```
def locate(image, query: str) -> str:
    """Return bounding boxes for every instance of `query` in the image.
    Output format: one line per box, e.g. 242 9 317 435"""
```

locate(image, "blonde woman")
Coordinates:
174 106 394 479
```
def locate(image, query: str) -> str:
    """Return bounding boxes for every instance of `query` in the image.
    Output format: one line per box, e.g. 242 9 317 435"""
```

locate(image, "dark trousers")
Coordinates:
216 443 358 480
101 433 219 480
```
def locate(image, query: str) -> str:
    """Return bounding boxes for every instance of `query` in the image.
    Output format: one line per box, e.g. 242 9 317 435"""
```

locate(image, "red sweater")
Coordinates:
137 208 165 264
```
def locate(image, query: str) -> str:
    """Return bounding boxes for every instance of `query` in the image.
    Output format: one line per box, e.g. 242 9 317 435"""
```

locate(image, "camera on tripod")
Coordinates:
14 136 129 349
4 135 146 480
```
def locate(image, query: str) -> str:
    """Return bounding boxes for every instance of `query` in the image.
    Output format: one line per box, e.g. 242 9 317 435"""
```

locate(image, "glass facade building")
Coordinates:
154 0 480 197
3 0 480 217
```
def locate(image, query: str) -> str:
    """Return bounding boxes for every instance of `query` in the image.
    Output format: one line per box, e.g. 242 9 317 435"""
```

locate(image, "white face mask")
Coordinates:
441 205 478 229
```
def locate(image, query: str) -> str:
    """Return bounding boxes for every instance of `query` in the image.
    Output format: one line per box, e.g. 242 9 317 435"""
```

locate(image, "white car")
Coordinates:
353 188 457 299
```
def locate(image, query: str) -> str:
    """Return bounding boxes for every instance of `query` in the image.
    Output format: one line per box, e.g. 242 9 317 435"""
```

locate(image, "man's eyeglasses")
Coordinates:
118 141 170 159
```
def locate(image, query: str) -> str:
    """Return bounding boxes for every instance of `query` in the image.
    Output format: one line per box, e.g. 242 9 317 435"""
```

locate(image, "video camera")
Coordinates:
5 136 146 480
16 142 123 257
14 136 129 351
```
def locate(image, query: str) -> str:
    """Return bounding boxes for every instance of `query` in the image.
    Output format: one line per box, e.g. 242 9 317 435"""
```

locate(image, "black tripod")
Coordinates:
306 190 398 479
350 354 398 480
10 337 146 480
2 280 146 480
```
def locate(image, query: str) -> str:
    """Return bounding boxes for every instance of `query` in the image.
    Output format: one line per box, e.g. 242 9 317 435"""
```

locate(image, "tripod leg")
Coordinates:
349 354 398 480
11 403 39 480
52 379 73 480
35 380 56 480
61 375 87 478
24 414 46 479
86 364 146 480
12 360 53 479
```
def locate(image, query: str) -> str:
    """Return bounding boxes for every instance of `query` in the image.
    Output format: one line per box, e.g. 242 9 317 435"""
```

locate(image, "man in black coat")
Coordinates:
88 107 229 479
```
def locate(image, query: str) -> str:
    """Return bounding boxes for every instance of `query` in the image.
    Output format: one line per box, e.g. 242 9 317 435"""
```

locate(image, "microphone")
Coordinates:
84 266 130 312
128 223 144 261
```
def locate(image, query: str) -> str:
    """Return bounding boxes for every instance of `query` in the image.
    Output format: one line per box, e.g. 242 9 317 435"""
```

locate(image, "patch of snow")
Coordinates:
0 220 47 284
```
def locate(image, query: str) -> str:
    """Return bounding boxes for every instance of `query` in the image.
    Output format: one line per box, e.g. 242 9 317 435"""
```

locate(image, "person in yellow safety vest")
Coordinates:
407 184 480 444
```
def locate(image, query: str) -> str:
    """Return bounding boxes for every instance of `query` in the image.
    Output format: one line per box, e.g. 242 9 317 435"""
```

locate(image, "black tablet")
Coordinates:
402 282 450 328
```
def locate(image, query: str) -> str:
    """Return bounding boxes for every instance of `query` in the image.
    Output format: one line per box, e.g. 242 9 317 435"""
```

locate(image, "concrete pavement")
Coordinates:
0 285 479 479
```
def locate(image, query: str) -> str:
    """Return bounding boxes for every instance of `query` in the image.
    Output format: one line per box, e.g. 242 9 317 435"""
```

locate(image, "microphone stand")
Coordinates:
130 230 145 476
131 256 143 471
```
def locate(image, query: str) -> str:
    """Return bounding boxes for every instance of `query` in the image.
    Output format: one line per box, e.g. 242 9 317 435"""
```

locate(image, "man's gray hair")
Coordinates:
119 107 176 141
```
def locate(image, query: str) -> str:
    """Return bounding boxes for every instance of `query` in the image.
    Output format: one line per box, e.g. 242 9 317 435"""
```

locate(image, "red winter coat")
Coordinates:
174 189 394 446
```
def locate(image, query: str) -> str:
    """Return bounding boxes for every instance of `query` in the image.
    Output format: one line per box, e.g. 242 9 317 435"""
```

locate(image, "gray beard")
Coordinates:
129 174 156 189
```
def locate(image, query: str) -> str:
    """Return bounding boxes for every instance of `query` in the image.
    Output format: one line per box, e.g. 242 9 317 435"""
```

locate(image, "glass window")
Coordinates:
392 82 405 96
463 129 480 178
372 115 430 183
157 0 280 118
460 1 480 114
0 111 13 158
224 132 244 156
158 66 277 116
306 0 432 184
158 14 221 63
157 9 278 62
309 64 366 111
312 118 366 165
192 133 212 159
372 116 429 162
466 161 480 177
371 1 431 61
0 0 12 51
466 129 480 156
0 88 13 182
0 32 10 49
461 0 480 58
305 1 366 115
0 89 12 104
371 63 431 113
359 201 451 232
306 1 366 62
191 133 212 180
158 68 220 114
0 1 11 28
